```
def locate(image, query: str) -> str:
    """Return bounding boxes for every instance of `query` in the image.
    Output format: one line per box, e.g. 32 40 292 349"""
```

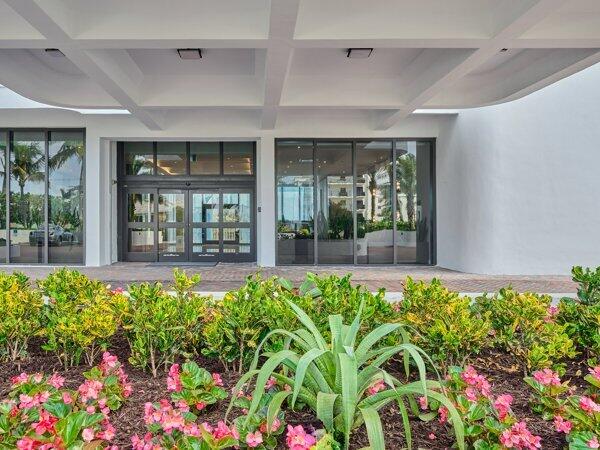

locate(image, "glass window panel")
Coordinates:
128 193 154 223
9 131 46 264
223 193 250 222
316 142 353 264
276 141 314 264
223 228 250 254
192 227 220 253
158 192 184 223
190 142 220 175
48 131 85 264
356 141 393 264
157 142 186 176
0 132 6 262
395 141 433 264
128 228 154 252
124 142 154 175
192 193 219 223
223 142 253 175
159 227 185 252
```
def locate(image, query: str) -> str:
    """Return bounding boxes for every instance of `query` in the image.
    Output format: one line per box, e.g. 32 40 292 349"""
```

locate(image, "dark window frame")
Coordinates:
0 127 86 265
275 138 436 266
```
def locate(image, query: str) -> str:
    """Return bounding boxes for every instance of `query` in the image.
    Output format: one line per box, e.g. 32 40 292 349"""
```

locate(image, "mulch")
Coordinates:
0 339 583 449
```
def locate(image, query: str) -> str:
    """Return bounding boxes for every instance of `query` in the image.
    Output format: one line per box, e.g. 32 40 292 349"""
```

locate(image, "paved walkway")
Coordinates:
0 263 577 293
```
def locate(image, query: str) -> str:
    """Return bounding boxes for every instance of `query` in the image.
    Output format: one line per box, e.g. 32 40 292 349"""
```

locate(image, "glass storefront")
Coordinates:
276 139 434 265
0 129 85 264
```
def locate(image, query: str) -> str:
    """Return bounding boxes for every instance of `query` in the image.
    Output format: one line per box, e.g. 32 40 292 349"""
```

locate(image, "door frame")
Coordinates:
157 189 189 262
123 187 158 262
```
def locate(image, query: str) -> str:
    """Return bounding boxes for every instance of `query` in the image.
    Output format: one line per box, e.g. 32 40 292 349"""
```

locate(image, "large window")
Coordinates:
276 139 434 265
0 129 85 264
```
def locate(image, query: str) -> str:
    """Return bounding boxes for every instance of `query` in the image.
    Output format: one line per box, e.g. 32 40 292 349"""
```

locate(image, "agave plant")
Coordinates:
227 300 465 450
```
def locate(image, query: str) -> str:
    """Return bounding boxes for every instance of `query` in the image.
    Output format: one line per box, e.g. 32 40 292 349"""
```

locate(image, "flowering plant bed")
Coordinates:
0 266 599 449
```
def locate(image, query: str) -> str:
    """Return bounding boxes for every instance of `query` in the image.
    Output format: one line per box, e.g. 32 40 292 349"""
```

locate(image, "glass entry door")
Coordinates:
124 188 254 263
158 190 187 262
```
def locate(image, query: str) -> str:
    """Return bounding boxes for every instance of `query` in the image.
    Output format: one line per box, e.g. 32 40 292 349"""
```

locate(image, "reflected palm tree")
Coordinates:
11 142 45 229
396 153 417 228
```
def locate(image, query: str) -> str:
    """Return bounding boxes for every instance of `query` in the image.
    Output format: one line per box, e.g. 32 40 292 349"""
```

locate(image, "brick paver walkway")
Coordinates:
0 263 577 293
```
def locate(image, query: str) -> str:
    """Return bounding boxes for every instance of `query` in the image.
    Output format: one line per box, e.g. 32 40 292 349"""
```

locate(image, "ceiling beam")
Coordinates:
2 0 164 130
260 0 300 130
375 0 571 130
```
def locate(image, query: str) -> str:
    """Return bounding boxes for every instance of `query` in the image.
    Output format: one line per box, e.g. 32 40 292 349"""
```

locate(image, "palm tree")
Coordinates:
396 153 417 228
11 142 45 229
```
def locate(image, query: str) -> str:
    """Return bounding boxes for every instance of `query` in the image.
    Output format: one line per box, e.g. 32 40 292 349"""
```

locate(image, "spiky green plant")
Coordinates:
227 301 465 450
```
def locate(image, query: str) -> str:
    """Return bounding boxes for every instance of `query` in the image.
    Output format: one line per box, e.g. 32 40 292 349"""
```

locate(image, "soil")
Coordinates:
0 339 584 450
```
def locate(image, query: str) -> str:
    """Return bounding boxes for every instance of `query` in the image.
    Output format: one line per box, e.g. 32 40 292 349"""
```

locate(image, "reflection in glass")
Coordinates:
128 193 154 223
10 132 46 263
190 142 220 175
356 141 393 264
0 133 6 262
124 142 153 175
223 193 250 222
192 228 219 253
223 227 250 253
192 193 219 223
316 142 354 264
159 228 185 253
48 131 85 263
223 142 253 175
157 142 186 176
395 141 433 264
276 141 314 264
128 228 154 252
158 193 184 223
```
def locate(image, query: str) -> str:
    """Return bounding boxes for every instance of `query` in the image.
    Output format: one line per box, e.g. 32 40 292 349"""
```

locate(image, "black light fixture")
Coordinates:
177 48 202 60
346 48 373 59
45 48 64 57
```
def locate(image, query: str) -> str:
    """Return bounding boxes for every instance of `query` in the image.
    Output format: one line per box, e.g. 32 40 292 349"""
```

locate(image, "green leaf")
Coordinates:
43 400 71 419
316 392 339 433
360 407 385 450
339 353 358 449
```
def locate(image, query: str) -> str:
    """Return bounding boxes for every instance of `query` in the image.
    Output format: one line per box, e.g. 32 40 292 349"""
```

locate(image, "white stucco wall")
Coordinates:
437 63 600 275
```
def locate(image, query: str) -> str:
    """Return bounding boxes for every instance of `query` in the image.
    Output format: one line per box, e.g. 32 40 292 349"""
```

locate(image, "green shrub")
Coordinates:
39 267 107 302
304 273 397 337
124 269 207 377
230 300 465 450
397 278 491 368
43 280 127 368
557 266 600 356
0 273 44 362
474 288 576 372
202 274 307 373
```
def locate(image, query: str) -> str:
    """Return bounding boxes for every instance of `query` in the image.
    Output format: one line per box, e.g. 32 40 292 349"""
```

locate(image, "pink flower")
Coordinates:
48 373 65 389
438 406 449 424
167 364 182 392
465 387 479 402
265 376 277 390
428 433 436 440
589 437 600 449
532 369 561 387
580 396 600 414
82 428 95 442
97 422 116 441
589 367 600 382
545 306 559 323
260 418 282 434
32 373 43 383
78 380 104 402
16 437 39 450
494 394 513 421
100 352 119 371
286 425 316 450
212 373 224 387
213 421 238 440
461 366 491 397
553 416 572 434
499 421 542 449
11 373 28 385
111 287 124 294
246 431 263 448
62 392 73 404
418 396 428 410
32 409 58 435
367 379 386 396
195 402 206 411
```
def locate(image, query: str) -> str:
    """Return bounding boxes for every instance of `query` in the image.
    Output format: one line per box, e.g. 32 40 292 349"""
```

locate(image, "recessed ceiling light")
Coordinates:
45 48 64 57
347 48 373 59
500 48 509 52
177 48 202 60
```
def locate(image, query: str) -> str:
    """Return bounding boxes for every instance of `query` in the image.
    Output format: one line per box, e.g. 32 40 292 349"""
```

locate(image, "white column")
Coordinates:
85 134 112 266
256 135 276 266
